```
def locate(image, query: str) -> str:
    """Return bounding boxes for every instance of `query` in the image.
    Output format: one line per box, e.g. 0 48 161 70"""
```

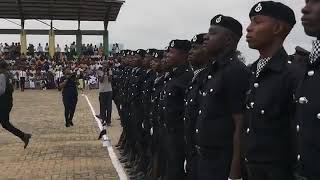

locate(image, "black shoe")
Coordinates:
120 158 128 163
98 129 107 140
135 172 145 180
95 115 102 119
107 123 111 127
69 121 74 126
66 123 71 127
124 163 132 169
22 133 32 149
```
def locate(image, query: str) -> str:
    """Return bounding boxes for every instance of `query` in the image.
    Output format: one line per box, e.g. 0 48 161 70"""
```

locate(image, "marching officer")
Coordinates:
59 67 79 127
295 1 320 179
183 33 209 180
245 2 298 180
0 61 32 149
192 15 250 180
160 39 193 179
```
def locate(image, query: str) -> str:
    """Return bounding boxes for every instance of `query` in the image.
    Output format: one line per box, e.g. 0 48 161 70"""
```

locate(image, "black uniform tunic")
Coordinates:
295 56 320 180
160 64 193 180
193 55 250 180
245 48 298 163
245 48 299 180
183 67 208 180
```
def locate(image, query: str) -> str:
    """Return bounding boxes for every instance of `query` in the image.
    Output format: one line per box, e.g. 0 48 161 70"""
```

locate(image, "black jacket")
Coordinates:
245 47 299 163
295 55 320 176
194 54 250 149
161 65 193 132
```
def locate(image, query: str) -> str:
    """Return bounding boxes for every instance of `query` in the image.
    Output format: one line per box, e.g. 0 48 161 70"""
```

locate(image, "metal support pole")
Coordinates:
103 20 109 57
20 19 27 55
76 31 82 55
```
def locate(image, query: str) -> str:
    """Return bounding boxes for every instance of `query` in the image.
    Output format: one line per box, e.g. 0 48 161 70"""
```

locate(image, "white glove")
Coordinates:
142 122 145 129
150 127 153 136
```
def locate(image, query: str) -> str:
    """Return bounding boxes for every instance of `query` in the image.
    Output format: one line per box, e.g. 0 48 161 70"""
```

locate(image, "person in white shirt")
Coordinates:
0 43 3 53
0 61 32 148
95 61 113 126
44 43 49 55
55 68 63 89
37 43 43 56
19 68 27 91
56 44 61 53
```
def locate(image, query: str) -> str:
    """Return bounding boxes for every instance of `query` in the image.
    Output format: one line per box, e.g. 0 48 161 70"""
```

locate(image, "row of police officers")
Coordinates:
110 1 320 180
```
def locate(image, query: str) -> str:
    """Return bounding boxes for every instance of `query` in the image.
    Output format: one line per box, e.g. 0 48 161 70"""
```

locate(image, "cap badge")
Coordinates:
192 36 197 42
216 16 222 23
255 3 262 12
155 53 158 58
171 41 175 47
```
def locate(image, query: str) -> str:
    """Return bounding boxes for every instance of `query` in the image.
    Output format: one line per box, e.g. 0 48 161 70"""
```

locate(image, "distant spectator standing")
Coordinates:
56 44 61 53
27 44 35 57
44 43 49 57
19 68 27 91
37 43 43 56
0 43 3 54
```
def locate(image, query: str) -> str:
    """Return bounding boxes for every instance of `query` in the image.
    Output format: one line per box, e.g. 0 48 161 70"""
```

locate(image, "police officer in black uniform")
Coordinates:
183 33 209 180
160 39 193 179
245 2 297 180
140 49 158 176
59 67 78 127
192 15 250 180
0 61 32 149
118 51 134 159
148 50 167 179
296 1 320 179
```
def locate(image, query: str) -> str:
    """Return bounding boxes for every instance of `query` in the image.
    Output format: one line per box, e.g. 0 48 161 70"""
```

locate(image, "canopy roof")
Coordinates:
0 0 124 21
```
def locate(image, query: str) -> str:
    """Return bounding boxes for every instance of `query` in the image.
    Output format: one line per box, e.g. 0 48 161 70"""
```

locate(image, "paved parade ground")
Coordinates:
0 90 123 180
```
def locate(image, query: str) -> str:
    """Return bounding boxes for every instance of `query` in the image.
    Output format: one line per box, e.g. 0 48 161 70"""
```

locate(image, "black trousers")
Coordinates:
20 77 25 91
165 130 186 180
246 163 294 180
0 106 25 140
192 147 232 180
63 96 78 123
99 92 112 124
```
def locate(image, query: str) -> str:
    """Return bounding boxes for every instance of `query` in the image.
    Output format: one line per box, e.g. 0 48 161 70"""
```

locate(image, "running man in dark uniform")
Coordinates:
0 61 31 148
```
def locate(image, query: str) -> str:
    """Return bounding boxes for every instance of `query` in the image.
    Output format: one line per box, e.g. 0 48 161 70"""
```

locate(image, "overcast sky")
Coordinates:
0 0 315 63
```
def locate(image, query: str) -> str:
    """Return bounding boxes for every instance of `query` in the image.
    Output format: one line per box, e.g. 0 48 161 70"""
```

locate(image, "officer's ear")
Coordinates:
273 21 291 39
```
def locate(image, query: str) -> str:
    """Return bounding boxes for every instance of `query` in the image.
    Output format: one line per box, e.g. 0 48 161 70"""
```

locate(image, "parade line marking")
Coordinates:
83 94 128 180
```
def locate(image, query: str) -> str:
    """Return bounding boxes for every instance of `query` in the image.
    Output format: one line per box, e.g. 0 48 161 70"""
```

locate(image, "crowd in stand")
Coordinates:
0 42 116 90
